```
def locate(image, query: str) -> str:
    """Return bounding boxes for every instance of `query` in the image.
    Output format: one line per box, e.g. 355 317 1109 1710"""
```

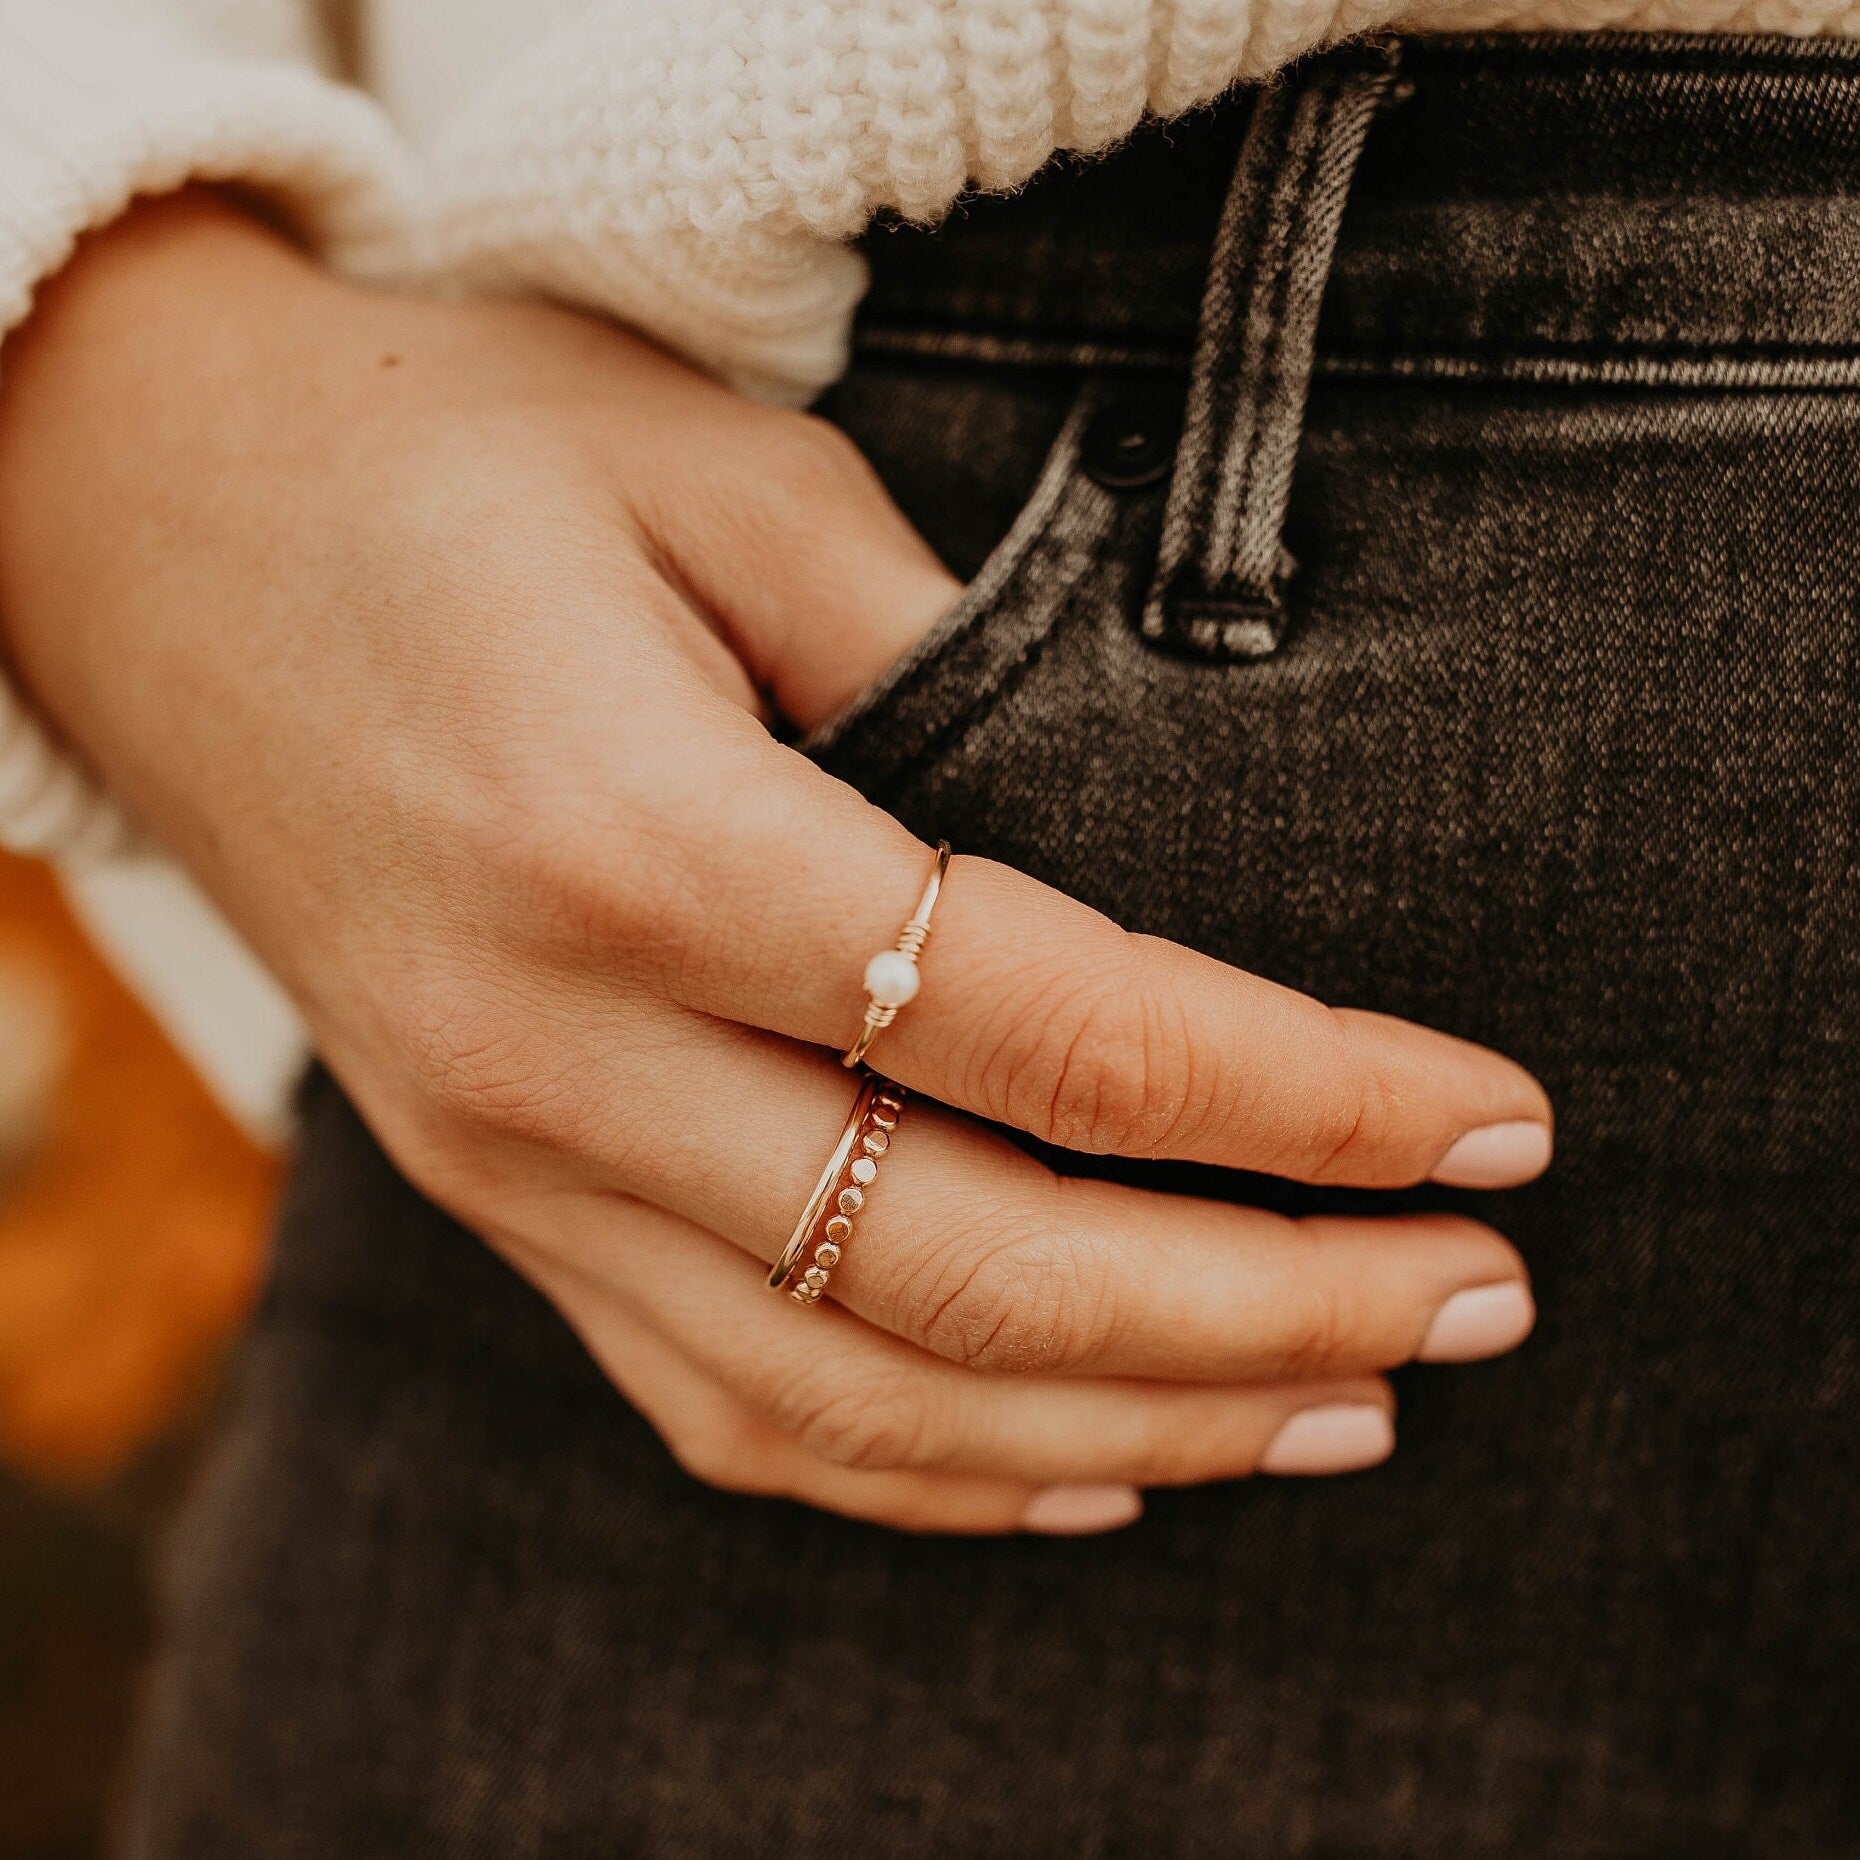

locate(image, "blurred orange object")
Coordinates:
0 850 278 1485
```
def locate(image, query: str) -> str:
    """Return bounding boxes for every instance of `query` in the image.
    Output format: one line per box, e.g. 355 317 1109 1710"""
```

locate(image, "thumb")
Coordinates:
630 396 961 732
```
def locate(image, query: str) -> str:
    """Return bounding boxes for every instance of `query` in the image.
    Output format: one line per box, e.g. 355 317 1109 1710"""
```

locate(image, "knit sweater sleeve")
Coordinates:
413 0 1404 408
0 0 411 861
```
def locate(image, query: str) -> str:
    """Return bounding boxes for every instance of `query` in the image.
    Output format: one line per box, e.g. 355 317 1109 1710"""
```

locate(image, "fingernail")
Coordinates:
1259 1403 1395 1476
1418 1280 1535 1363
1430 1120 1552 1188
1020 1483 1143 1535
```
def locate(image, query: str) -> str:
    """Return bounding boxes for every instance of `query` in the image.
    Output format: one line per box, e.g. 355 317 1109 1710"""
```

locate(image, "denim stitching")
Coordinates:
855 332 1860 385
1205 73 1337 596
861 581 1095 794
1145 50 1399 657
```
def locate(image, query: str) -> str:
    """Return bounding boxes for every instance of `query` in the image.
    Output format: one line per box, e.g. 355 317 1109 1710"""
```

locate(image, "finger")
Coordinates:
524 1195 1399 1485
615 372 962 727
518 1007 1535 1384
595 716 1552 1191
510 1241 1142 1536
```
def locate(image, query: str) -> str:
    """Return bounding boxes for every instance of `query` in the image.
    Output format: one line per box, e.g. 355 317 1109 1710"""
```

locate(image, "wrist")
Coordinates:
0 189 353 770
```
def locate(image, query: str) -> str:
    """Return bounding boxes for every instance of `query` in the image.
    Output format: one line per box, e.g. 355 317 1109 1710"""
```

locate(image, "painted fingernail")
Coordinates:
1418 1280 1535 1362
1430 1120 1552 1188
1259 1403 1395 1476
1020 1483 1144 1534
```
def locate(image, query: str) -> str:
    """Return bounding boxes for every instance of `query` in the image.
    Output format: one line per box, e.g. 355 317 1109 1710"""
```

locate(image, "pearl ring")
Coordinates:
841 841 952 1069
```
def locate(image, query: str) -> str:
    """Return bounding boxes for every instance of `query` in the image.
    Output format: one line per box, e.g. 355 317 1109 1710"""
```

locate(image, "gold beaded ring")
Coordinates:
769 1072 906 1305
842 841 952 1070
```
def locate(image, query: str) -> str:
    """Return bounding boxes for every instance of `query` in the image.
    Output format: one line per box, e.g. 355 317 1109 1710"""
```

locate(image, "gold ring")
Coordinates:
842 841 952 1069
770 1071 905 1305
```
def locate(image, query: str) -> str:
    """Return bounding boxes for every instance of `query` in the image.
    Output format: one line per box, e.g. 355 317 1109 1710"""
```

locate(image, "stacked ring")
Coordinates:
842 841 952 1069
770 1073 906 1306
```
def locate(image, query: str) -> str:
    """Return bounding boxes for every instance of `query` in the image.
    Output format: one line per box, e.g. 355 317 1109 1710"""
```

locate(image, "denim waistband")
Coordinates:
854 33 1860 386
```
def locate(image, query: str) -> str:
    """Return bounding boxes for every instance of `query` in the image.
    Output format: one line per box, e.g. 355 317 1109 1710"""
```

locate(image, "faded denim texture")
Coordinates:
126 36 1860 1859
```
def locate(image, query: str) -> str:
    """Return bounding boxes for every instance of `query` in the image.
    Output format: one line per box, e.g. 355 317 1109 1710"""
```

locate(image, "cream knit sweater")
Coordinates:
0 0 1852 1116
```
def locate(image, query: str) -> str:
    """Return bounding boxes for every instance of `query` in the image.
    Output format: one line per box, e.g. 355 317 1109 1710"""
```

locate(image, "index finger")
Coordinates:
604 710 1552 1191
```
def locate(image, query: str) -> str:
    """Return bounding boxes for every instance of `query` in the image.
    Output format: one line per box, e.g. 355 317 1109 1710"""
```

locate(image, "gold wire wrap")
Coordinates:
841 841 952 1069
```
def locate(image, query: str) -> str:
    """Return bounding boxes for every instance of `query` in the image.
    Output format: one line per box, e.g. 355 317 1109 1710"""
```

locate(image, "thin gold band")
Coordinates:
842 841 952 1069
769 1075 877 1291
770 1071 905 1305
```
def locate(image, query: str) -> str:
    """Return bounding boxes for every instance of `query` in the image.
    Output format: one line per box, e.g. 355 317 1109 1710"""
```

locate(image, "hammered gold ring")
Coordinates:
842 841 952 1069
769 1072 906 1306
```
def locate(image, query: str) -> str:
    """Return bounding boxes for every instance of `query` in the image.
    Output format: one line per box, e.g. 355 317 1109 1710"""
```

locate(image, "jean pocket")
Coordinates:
801 378 1125 794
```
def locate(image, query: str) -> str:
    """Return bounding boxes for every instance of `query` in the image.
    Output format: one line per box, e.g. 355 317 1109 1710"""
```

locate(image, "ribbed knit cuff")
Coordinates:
412 0 1414 411
0 4 415 862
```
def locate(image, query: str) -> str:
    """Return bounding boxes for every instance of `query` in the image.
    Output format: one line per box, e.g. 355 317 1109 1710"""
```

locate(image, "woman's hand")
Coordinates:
0 193 1552 1533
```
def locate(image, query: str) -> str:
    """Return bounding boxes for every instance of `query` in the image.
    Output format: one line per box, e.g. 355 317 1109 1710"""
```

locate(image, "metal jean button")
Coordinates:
1082 388 1181 489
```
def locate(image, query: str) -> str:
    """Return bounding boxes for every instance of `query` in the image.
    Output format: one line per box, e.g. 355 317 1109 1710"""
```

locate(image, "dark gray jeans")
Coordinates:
127 35 1860 1858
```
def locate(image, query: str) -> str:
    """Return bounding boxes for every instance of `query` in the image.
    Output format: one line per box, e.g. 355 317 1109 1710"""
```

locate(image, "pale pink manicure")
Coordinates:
1430 1120 1553 1188
1418 1280 1536 1362
1020 1483 1143 1534
1259 1403 1395 1476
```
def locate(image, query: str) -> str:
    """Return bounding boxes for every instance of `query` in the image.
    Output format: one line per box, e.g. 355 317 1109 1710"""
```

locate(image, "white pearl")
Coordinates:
863 950 921 1008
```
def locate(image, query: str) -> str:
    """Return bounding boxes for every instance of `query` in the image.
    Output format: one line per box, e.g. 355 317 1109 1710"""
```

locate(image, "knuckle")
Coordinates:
557 811 699 974
916 1221 1113 1375
666 1413 775 1496
781 1371 931 1473
466 758 705 975
1261 1278 1352 1380
760 411 879 506
396 977 590 1154
1301 1011 1396 1181
1121 1426 1249 1489
995 943 1201 1156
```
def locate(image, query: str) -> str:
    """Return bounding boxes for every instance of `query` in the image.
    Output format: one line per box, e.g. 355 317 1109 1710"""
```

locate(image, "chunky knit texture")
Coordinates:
3 0 1860 866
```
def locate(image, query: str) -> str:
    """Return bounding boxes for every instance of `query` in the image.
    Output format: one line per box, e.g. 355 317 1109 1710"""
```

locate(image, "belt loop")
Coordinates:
1142 41 1403 660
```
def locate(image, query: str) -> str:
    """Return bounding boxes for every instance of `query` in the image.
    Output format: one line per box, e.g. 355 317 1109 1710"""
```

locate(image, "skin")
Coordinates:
0 192 1553 1533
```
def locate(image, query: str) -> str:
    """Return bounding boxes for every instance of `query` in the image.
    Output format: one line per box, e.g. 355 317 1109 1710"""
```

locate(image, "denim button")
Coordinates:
1082 390 1180 489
